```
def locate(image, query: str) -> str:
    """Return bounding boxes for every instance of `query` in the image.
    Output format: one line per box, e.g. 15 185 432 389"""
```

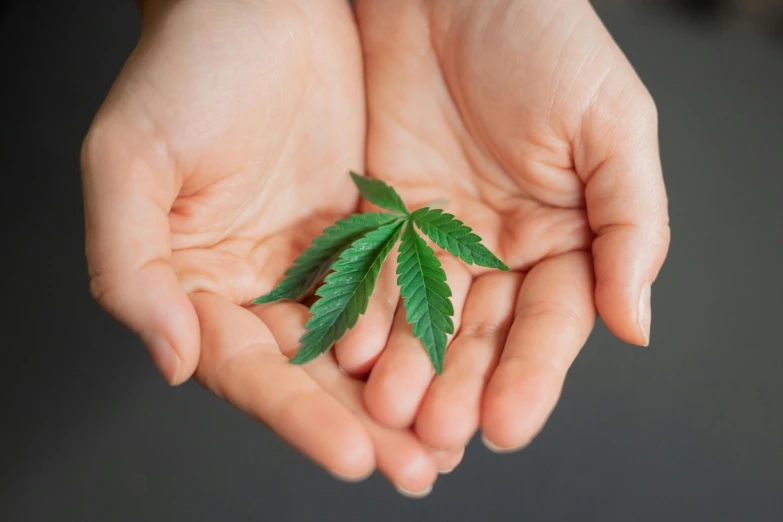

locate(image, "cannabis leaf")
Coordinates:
349 171 409 215
411 208 509 271
290 220 404 364
254 172 508 373
396 223 454 374
253 212 399 304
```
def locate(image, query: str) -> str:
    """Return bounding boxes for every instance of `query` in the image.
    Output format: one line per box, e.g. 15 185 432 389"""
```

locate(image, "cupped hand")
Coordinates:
336 0 670 452
81 0 457 492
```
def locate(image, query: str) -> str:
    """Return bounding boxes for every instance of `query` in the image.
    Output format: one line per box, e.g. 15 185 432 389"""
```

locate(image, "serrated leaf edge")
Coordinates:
349 171 410 216
252 212 399 304
411 207 509 271
290 220 404 364
396 222 454 374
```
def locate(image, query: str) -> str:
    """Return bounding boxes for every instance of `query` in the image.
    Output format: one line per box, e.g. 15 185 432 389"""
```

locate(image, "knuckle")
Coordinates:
515 301 588 334
655 221 672 260
80 123 105 176
616 87 658 137
636 88 658 123
81 113 171 179
88 270 118 315
460 321 502 341
81 117 124 175
502 350 568 377
658 220 672 246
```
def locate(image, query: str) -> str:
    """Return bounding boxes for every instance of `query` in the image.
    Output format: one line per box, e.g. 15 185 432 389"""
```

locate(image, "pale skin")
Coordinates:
82 0 670 497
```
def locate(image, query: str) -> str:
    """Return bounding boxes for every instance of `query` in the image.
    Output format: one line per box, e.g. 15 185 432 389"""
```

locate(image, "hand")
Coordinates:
337 0 670 451
81 0 458 492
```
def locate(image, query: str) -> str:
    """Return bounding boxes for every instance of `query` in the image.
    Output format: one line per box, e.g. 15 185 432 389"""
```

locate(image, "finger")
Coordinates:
190 293 376 480
433 446 465 475
334 252 400 375
415 271 523 450
365 255 472 429
482 251 596 451
577 81 670 346
255 302 438 495
82 120 199 385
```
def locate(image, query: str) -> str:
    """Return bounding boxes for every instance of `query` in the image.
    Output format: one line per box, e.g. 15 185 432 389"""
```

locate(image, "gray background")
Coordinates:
1 1 781 521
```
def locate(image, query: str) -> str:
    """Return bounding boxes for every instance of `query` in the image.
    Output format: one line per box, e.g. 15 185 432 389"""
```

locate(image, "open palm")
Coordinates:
82 0 457 493
335 0 670 452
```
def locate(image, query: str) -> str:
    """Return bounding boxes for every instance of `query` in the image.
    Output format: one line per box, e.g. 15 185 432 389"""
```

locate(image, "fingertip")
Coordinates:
395 483 433 499
594 270 650 347
481 433 530 454
365 358 430 429
140 330 181 385
638 283 651 346
334 318 388 376
364 380 412 429
168 294 202 385
274 389 377 479
432 445 465 474
148 271 201 385
415 385 477 451
191 294 377 479
92 260 201 385
329 432 376 480
481 362 563 450
369 421 438 495
390 449 438 497
330 467 375 484
591 225 668 347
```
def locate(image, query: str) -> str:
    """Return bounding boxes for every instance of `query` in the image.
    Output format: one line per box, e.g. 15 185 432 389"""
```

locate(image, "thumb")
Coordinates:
577 87 671 346
82 116 200 384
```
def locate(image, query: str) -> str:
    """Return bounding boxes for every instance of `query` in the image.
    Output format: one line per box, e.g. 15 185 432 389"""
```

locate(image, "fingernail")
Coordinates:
330 469 374 483
142 332 181 385
638 284 652 346
437 466 455 475
395 484 432 499
481 434 528 454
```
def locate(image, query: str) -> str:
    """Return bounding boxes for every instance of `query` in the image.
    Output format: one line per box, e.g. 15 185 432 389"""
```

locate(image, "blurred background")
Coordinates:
1 0 781 521
640 0 783 37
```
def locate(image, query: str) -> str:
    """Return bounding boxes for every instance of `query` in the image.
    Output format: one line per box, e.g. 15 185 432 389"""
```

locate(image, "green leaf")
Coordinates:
350 171 409 215
253 212 400 304
396 222 454 374
411 207 509 271
291 221 404 364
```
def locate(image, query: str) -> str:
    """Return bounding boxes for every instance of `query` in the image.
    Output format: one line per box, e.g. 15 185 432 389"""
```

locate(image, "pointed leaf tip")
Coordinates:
290 220 404 365
252 212 400 304
396 222 453 373
350 171 409 215
411 207 509 271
